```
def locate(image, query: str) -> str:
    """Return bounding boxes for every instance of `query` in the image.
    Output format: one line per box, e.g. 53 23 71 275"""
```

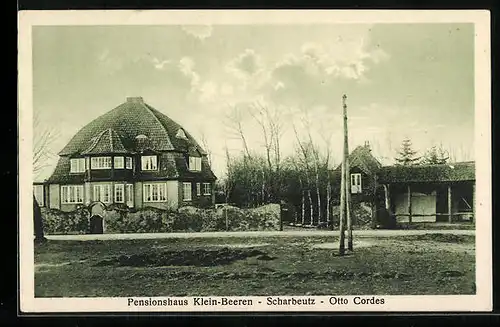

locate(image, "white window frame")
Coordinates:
114 184 125 203
126 184 134 207
203 183 211 195
91 156 112 169
183 182 192 201
93 184 112 203
350 173 362 194
126 157 133 169
114 156 124 169
143 183 167 203
196 182 201 196
141 155 158 171
61 185 84 204
189 156 202 172
70 158 86 173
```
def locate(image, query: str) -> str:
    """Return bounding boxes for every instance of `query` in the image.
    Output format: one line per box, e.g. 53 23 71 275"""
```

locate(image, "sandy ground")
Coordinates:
45 229 474 241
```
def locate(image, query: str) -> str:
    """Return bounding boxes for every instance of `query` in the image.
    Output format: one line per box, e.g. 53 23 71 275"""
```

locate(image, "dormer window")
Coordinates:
350 173 362 194
70 158 86 173
176 128 188 140
141 155 158 171
189 156 202 171
114 156 124 169
125 157 133 169
91 156 112 170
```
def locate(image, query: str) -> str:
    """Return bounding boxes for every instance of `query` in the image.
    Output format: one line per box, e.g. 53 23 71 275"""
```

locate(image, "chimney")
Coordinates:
127 96 144 103
364 140 371 150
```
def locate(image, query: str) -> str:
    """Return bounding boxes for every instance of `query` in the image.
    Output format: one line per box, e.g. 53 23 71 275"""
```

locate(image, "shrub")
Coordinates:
42 207 90 235
174 206 203 232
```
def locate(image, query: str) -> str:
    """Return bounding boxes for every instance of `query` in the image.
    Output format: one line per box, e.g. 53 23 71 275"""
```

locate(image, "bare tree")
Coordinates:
224 103 252 159
32 112 58 243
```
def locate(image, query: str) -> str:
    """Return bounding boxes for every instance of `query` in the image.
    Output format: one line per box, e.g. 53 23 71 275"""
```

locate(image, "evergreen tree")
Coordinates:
394 138 421 166
422 144 449 165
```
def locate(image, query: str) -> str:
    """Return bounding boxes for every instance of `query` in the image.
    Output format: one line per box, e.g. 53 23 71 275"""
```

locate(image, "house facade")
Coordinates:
332 142 475 225
33 97 217 212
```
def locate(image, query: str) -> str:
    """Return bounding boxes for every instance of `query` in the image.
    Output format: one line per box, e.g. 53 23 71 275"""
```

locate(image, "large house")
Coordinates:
33 97 217 211
332 142 475 224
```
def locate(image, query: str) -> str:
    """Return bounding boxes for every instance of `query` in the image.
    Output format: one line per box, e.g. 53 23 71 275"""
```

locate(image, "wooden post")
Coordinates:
371 175 377 229
472 183 476 222
448 185 453 223
339 161 346 255
346 155 353 251
407 185 412 224
338 94 348 256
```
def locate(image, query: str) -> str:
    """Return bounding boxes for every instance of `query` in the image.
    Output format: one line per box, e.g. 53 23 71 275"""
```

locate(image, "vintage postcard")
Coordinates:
18 10 491 313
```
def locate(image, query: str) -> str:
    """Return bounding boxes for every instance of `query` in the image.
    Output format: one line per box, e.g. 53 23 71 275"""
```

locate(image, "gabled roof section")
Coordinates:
145 104 207 156
335 144 382 175
81 128 128 155
378 161 475 183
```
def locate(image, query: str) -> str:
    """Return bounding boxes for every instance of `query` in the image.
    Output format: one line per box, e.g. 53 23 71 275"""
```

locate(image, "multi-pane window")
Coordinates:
61 185 84 204
141 155 157 171
143 183 167 202
196 183 201 196
350 173 362 194
91 156 112 169
189 156 202 171
114 157 124 169
203 183 211 195
93 184 111 203
126 184 134 207
70 158 86 173
183 182 192 201
114 184 124 203
126 157 133 169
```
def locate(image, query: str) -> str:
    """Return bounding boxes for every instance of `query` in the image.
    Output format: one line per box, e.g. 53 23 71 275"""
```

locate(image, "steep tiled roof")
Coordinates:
378 161 475 183
58 97 206 156
81 128 128 155
335 145 382 175
47 157 86 184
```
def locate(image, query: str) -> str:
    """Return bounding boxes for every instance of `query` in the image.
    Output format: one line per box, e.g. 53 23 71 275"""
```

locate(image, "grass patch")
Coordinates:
34 235 475 297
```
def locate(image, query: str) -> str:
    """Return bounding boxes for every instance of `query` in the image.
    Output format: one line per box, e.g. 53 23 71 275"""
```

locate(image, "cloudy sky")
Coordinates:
32 23 474 181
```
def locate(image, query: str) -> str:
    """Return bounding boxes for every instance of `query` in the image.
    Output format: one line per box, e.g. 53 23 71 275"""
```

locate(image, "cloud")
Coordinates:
225 49 264 80
178 56 201 88
181 25 213 40
96 49 124 73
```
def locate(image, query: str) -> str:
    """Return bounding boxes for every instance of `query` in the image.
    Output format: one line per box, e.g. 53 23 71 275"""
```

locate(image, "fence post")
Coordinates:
280 200 286 231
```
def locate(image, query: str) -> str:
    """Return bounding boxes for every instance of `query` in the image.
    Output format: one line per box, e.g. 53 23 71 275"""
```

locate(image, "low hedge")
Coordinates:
42 206 90 235
40 204 280 234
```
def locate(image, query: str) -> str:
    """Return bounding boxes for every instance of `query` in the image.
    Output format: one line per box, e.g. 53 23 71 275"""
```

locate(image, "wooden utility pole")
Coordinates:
343 95 353 252
339 94 348 256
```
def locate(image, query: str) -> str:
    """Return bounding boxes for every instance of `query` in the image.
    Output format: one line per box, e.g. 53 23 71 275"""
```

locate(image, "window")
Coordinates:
350 173 362 194
114 157 124 169
70 158 86 173
189 156 202 171
203 183 211 195
91 156 112 169
33 185 44 207
143 183 167 202
196 183 201 196
93 184 111 203
126 184 134 207
61 185 84 204
183 182 192 201
114 184 124 203
141 155 157 171
126 157 133 169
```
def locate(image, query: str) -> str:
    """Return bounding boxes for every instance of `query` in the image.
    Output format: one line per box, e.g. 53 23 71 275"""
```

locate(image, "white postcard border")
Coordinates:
18 9 492 313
